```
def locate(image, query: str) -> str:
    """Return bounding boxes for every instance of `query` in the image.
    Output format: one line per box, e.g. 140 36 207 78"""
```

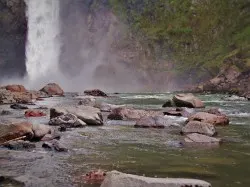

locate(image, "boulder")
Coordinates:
154 116 181 128
0 122 34 144
3 140 36 150
10 103 28 110
163 107 193 117
0 110 12 115
49 113 87 128
107 108 160 120
78 97 96 106
173 93 204 108
162 99 173 107
181 121 216 136
25 110 46 117
32 124 52 140
135 117 163 128
50 106 103 126
13 92 33 104
184 133 221 144
4 85 26 92
83 169 106 185
42 140 68 152
84 89 107 97
188 112 229 126
205 108 224 116
40 83 64 96
101 171 211 187
0 89 15 104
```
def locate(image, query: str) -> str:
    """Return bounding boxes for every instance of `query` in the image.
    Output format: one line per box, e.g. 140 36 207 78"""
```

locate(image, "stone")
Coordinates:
50 106 103 126
162 99 173 107
135 117 163 128
224 95 247 101
40 83 64 96
100 171 211 187
107 108 160 120
205 108 224 116
49 113 87 128
3 140 36 150
25 110 46 117
84 89 107 97
181 121 216 136
154 116 181 128
0 89 15 104
173 93 204 108
4 85 26 92
184 133 221 144
10 103 28 110
32 124 52 140
0 110 12 115
0 122 34 144
78 97 96 106
42 140 68 152
83 169 106 185
188 112 229 126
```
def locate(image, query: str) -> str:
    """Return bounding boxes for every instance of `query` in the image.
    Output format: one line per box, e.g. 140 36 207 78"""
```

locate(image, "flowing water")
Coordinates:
0 93 250 187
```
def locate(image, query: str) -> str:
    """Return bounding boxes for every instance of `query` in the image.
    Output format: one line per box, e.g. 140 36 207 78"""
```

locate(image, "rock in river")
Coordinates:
101 170 211 187
40 83 64 96
25 110 46 117
184 133 221 144
10 103 28 110
181 121 217 136
173 93 204 108
188 112 229 126
84 89 107 97
49 113 86 128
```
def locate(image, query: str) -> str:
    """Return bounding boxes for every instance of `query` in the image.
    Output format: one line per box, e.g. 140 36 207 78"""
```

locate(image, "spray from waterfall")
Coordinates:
25 0 61 83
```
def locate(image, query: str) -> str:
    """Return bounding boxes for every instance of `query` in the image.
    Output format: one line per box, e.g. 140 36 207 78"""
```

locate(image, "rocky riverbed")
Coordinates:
0 84 250 187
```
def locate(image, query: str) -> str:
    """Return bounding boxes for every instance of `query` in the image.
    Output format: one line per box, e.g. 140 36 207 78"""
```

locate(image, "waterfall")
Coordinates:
25 0 61 82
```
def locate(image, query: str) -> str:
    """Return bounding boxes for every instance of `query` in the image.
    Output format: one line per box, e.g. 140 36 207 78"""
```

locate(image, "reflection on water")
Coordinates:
68 93 250 187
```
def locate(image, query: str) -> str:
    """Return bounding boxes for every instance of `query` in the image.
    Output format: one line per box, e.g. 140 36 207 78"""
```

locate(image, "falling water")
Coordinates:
25 0 61 82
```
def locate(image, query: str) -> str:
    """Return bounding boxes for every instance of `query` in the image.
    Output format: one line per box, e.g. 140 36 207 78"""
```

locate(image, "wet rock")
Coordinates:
42 140 68 152
224 95 247 101
10 103 28 110
0 122 34 144
32 124 52 140
4 85 27 92
25 110 46 117
188 112 229 126
100 170 211 187
83 169 106 185
40 83 64 96
0 89 15 104
162 99 173 107
3 140 36 150
173 93 204 108
205 108 224 116
181 121 216 136
84 89 107 97
95 102 124 112
135 117 163 128
107 108 160 120
49 113 87 128
50 106 103 126
28 90 49 99
184 133 221 144
154 116 181 128
163 107 194 118
0 110 12 115
13 92 33 104
40 132 61 141
78 97 96 106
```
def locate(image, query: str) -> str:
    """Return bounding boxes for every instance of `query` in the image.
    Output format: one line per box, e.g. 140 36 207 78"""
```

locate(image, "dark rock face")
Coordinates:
0 0 27 79
84 89 107 97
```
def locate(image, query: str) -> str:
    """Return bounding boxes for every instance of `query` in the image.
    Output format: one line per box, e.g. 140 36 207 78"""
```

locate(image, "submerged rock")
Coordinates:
173 93 204 108
181 121 216 136
3 140 36 150
84 89 107 97
0 110 12 115
101 171 211 187
10 103 28 110
135 117 163 128
40 83 64 96
184 133 221 144
49 113 87 128
188 112 229 126
32 124 52 140
42 140 68 152
163 107 194 117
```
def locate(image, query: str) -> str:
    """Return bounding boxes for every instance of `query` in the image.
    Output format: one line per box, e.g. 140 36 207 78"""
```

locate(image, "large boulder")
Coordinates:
135 117 164 129
4 85 26 92
0 122 34 144
107 108 160 120
50 106 103 126
184 133 221 144
172 93 204 108
49 113 86 128
40 83 64 96
101 171 211 187
188 112 229 126
181 121 216 136
84 89 107 97
32 124 52 140
163 107 194 117
0 89 15 104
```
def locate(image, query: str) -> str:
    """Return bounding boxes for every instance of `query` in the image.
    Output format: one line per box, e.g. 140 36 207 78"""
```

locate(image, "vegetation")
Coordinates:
109 0 250 82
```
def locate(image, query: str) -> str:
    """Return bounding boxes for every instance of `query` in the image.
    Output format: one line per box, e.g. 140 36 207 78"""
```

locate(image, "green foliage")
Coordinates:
109 0 250 80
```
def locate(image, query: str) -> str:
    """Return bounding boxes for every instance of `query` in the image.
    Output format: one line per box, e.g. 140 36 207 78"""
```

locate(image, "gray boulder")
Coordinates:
181 121 216 136
101 171 211 187
49 113 87 128
173 93 204 108
32 124 52 140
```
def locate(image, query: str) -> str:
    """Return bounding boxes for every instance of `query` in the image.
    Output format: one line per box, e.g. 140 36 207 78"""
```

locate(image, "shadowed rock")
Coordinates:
173 93 204 108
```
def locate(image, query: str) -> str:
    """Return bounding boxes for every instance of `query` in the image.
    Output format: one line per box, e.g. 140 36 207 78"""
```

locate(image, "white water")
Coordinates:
25 0 61 82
